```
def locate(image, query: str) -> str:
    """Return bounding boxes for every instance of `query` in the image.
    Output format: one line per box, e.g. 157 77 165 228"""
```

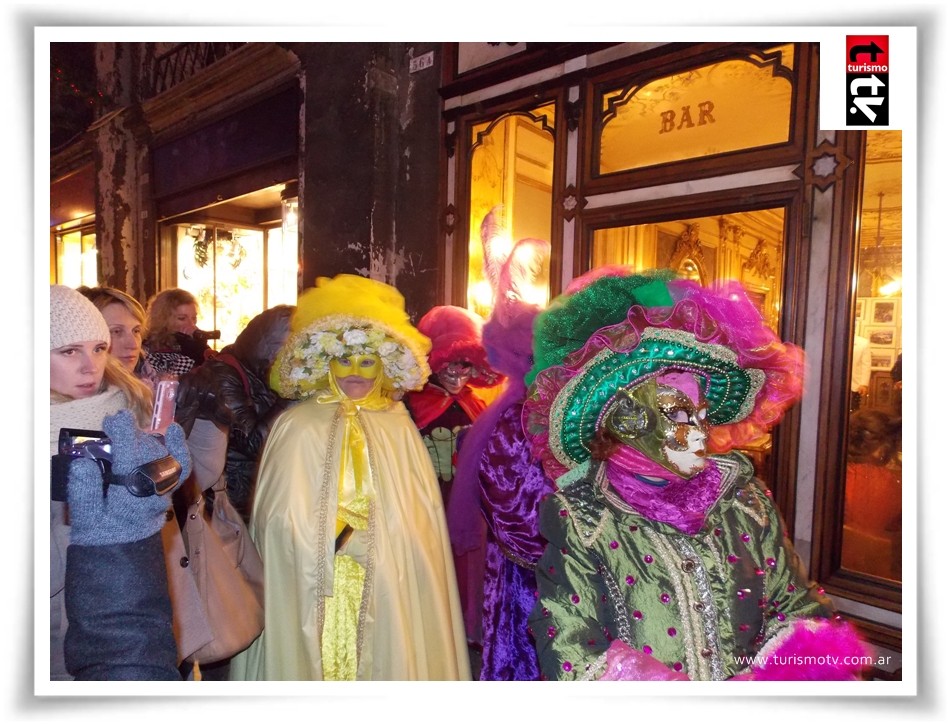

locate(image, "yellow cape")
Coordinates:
229 396 470 680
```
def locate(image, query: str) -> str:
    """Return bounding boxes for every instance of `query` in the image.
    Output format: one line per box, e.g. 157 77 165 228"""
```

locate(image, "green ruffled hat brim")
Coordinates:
549 327 765 470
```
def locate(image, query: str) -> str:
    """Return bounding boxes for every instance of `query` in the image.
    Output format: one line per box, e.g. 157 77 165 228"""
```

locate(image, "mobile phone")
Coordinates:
149 379 179 434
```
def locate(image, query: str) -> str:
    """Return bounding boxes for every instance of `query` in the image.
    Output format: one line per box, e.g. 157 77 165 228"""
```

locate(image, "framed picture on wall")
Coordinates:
855 298 865 322
741 284 777 332
869 370 895 409
870 349 896 370
871 298 898 324
867 326 896 347
745 288 766 316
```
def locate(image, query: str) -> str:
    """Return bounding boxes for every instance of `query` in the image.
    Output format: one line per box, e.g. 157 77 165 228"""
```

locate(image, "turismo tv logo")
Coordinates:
846 35 889 126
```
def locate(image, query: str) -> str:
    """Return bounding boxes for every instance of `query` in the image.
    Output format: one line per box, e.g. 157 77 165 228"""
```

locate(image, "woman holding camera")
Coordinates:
144 288 213 375
49 285 212 679
50 284 155 679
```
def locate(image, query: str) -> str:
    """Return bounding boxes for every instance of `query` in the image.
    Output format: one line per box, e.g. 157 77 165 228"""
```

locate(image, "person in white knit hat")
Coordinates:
51 284 149 679
49 285 213 680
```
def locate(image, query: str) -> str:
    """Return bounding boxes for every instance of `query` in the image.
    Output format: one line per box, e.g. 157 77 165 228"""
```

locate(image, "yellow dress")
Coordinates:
229 395 471 680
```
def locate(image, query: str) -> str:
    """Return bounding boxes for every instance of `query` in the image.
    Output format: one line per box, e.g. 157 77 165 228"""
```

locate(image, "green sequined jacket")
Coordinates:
529 452 835 680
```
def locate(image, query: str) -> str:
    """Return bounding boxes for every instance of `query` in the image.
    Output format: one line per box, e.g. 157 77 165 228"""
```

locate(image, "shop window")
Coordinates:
173 224 267 348
466 104 555 317
53 222 98 287
161 181 299 347
597 45 794 175
592 209 784 330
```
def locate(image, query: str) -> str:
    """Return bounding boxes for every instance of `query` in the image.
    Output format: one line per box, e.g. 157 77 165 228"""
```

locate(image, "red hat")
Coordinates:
417 305 501 388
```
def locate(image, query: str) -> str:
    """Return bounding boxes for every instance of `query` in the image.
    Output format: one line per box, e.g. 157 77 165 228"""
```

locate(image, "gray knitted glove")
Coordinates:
67 410 192 546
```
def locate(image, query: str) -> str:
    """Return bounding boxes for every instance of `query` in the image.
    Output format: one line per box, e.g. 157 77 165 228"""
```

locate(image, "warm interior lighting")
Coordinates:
55 227 98 287
283 201 298 232
81 247 99 287
177 224 265 348
467 229 514 317
510 240 538 269
468 229 551 316
467 107 554 319
60 239 82 288
521 283 549 308
270 191 300 308
471 280 495 312
600 51 793 173
487 232 514 265
878 277 902 297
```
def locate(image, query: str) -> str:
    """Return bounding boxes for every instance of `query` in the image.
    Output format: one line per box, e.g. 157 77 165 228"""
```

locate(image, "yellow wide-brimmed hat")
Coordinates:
270 274 431 399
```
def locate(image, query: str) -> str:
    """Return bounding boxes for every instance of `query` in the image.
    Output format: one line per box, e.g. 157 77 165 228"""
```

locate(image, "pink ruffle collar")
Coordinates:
603 445 723 535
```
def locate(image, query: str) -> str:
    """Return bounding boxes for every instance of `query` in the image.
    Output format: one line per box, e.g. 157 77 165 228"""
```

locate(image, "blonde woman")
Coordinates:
50 285 212 679
144 288 211 376
79 286 159 385
50 285 153 679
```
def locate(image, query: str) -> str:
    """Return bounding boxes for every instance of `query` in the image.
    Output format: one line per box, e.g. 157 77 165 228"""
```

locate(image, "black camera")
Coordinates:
192 329 221 341
50 428 182 502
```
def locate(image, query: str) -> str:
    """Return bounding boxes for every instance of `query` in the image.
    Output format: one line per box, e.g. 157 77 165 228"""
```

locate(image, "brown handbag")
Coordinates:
180 474 265 665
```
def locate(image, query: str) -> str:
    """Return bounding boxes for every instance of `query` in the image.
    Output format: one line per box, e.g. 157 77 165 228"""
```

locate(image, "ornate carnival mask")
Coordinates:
604 371 711 478
436 361 474 395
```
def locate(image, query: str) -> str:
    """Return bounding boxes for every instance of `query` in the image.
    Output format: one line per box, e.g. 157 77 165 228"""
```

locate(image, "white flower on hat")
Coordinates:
343 329 369 346
276 322 427 399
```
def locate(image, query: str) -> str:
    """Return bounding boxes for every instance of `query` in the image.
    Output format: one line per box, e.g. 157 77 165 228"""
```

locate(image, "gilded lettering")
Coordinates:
659 110 676 134
660 103 716 134
677 106 695 130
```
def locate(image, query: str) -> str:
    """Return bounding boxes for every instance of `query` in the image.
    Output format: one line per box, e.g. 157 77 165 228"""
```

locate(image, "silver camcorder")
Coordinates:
50 428 182 502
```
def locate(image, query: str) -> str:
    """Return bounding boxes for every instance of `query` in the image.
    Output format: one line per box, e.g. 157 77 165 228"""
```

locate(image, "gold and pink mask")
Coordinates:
604 371 711 478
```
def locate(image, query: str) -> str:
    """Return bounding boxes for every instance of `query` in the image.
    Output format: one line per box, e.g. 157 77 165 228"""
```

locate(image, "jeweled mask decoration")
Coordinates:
605 371 711 478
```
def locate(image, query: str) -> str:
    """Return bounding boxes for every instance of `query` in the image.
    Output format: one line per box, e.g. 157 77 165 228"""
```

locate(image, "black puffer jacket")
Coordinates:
175 305 295 518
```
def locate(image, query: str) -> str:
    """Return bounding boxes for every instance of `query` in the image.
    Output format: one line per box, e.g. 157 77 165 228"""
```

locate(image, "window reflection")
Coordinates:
467 104 555 317
841 129 902 583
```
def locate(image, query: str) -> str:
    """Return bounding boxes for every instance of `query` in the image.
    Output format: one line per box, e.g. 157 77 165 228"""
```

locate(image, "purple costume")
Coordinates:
448 264 634 679
449 302 553 680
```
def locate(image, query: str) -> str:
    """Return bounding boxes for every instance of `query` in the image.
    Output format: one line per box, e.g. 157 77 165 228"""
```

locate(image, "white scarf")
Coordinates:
49 385 129 456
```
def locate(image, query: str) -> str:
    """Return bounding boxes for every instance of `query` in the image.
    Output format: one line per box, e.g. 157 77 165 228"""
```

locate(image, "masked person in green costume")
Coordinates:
523 270 869 681
229 275 470 681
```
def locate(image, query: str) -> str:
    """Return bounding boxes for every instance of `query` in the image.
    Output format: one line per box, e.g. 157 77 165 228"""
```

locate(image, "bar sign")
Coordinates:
846 35 889 126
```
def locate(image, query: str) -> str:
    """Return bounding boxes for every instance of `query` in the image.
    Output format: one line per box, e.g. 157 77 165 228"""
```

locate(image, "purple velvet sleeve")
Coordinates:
480 540 542 680
479 402 554 566
448 386 522 554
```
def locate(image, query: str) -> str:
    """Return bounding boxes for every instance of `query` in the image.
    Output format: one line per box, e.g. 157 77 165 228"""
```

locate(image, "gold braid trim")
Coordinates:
354 407 379 675
314 405 343 659
640 526 710 680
